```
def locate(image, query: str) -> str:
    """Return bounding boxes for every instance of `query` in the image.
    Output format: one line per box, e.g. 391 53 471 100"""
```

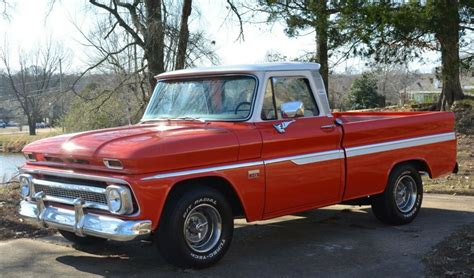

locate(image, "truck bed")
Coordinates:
334 111 438 124
333 111 457 201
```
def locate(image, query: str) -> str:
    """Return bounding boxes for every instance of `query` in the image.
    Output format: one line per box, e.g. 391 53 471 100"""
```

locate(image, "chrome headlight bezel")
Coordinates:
24 153 37 162
105 185 133 215
19 174 33 198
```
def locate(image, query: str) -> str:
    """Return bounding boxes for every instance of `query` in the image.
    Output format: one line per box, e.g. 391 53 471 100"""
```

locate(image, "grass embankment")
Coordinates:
0 128 62 153
424 134 473 196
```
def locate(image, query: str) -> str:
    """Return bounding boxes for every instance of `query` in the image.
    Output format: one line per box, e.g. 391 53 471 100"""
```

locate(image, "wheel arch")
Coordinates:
390 159 432 178
164 176 246 219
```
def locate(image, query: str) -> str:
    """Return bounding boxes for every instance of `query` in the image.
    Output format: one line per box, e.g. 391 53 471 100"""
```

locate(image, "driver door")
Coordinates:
255 74 344 216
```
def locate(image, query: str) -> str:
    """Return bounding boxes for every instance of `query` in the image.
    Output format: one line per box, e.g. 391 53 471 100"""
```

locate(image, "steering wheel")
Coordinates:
234 101 252 114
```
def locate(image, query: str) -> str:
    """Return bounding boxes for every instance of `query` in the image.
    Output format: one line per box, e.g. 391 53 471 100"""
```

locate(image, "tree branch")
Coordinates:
226 0 245 41
89 0 145 47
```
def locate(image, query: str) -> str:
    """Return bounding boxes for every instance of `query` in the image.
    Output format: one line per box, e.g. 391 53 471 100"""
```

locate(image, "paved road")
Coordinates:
1 194 473 277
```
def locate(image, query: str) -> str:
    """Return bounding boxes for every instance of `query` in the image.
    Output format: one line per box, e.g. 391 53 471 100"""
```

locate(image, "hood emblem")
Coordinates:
273 120 295 134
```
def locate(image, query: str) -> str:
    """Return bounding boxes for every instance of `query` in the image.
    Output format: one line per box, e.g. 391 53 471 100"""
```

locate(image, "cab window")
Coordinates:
261 77 319 120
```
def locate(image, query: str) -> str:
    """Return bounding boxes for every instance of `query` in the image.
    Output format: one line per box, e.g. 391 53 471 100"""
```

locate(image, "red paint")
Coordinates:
22 111 457 231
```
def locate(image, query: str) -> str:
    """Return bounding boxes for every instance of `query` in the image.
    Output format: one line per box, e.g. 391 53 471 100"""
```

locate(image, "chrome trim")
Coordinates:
73 198 85 236
20 168 128 184
346 132 456 158
105 185 134 215
19 174 33 198
273 120 295 134
20 167 141 217
33 191 46 226
24 152 37 162
142 161 264 180
33 178 106 194
31 178 109 210
103 158 124 170
266 150 344 165
19 200 151 241
140 132 455 181
42 195 109 210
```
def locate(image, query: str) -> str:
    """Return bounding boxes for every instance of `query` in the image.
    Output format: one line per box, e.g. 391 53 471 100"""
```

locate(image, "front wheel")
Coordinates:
157 187 233 268
371 164 423 225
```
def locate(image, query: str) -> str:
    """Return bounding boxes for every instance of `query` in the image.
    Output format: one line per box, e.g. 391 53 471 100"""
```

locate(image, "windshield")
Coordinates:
142 75 257 121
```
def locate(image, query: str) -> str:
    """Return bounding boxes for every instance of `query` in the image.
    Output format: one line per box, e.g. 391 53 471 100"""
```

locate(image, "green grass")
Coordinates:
0 130 63 153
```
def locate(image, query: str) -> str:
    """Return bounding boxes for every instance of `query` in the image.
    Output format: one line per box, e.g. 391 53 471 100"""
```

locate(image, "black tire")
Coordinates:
58 230 107 245
157 187 234 268
371 164 423 225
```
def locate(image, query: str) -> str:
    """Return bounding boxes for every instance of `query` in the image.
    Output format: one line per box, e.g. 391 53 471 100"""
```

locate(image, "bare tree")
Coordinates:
0 42 65 135
175 0 192 70
71 1 217 112
87 0 212 90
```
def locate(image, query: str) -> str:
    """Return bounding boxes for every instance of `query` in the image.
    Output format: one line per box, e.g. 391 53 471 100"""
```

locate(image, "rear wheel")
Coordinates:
157 187 233 268
58 230 107 245
371 164 423 225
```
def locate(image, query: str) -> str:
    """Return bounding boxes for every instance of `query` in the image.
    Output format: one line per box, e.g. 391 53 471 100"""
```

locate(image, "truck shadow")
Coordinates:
54 205 473 277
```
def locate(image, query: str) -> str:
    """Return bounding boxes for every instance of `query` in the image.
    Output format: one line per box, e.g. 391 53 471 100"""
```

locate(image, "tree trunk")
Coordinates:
27 116 36 136
144 0 165 91
437 0 464 110
315 0 329 95
175 0 192 70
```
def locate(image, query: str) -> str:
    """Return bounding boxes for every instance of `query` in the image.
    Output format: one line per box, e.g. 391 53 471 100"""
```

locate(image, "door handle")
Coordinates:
320 124 336 131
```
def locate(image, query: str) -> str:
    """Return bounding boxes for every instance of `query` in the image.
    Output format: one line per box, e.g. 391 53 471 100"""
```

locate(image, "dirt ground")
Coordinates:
424 134 473 196
423 223 474 277
0 183 54 240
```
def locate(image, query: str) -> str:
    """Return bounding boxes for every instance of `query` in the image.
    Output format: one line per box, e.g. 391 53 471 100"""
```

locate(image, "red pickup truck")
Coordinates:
18 63 457 268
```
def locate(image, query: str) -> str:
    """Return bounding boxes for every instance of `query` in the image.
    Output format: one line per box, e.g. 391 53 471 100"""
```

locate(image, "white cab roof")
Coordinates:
156 62 321 79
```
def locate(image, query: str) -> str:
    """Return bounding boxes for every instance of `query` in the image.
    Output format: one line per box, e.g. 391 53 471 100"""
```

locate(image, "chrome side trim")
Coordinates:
33 178 106 194
140 132 455 181
142 161 265 180
265 150 344 165
345 132 456 158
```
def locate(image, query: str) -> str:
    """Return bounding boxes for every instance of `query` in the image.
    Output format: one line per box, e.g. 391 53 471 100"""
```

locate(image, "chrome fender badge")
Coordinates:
273 120 295 134
248 170 260 179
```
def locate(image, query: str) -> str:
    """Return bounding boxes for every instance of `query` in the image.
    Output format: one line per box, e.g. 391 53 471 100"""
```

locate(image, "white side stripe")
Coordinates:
142 161 264 180
265 150 344 165
141 132 455 180
345 132 455 158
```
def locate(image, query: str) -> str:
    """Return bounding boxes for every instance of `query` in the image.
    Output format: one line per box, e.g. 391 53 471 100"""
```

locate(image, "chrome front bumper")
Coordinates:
19 194 152 241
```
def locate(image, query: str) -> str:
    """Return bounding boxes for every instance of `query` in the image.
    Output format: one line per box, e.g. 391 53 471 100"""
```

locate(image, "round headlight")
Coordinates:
19 174 32 198
106 188 122 213
105 185 134 215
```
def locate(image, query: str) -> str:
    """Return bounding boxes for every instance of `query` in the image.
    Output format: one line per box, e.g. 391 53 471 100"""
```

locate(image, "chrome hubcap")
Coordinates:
184 204 222 253
394 175 417 213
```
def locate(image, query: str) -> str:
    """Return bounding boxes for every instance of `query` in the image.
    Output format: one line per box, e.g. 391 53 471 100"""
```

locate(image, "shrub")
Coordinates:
348 73 383 110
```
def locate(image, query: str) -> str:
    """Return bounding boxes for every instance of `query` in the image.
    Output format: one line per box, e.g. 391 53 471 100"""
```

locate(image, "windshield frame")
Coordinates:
141 74 259 122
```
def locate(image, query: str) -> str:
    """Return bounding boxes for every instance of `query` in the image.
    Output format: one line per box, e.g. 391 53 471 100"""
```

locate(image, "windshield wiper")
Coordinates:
140 117 172 123
173 116 206 122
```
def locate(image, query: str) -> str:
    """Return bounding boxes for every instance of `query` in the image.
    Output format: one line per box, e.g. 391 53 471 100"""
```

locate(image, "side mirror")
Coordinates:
280 101 304 118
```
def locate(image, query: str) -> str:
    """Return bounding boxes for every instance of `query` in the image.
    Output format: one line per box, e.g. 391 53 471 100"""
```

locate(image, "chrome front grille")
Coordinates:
32 178 109 210
34 184 107 205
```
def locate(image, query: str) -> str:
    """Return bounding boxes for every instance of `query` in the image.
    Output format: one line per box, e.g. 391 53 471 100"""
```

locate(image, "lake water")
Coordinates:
0 153 25 183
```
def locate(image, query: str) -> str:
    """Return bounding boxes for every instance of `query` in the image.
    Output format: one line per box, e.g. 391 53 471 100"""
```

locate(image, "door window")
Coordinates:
261 77 319 120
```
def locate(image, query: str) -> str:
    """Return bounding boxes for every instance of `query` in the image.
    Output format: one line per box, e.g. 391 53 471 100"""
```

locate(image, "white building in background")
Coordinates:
400 76 442 105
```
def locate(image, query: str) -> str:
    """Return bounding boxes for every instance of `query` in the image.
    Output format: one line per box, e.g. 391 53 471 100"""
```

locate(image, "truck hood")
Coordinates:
23 123 240 174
